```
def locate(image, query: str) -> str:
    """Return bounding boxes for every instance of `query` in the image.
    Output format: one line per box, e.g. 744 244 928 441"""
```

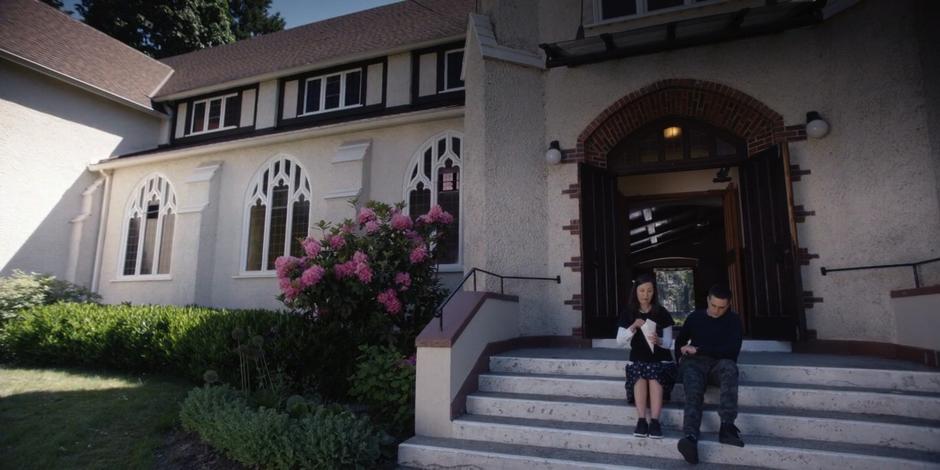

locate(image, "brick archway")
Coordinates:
570 79 805 166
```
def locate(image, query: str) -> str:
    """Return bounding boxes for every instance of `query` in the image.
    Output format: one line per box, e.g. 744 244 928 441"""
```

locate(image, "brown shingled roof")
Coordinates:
156 0 474 99
0 0 173 111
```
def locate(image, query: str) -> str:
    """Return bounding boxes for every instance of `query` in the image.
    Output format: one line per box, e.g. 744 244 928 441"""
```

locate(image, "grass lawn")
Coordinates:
0 365 192 469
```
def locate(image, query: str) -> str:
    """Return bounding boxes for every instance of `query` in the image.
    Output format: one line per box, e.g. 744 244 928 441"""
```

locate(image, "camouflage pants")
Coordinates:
678 356 739 438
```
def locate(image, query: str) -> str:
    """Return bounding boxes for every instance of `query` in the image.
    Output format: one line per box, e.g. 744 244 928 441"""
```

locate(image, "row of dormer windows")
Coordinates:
169 44 464 144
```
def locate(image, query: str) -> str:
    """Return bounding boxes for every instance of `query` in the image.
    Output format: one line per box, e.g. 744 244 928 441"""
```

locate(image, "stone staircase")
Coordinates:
399 347 940 469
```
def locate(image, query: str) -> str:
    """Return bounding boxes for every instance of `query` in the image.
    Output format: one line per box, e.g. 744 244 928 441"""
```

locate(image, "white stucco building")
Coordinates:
2 0 938 361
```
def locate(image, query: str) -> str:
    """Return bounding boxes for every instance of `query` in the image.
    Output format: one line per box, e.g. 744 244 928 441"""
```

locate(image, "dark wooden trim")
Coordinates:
414 292 519 348
891 284 940 298
436 47 446 93
171 84 259 145
449 335 593 418
116 101 465 159
381 56 389 105
624 189 727 203
793 339 940 368
277 57 385 128
411 41 465 106
252 84 259 129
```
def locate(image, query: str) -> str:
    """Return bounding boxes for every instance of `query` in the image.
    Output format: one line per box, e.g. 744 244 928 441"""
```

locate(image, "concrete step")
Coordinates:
465 391 940 453
490 349 940 393
477 372 940 420
450 415 940 470
594 339 792 352
399 436 764 469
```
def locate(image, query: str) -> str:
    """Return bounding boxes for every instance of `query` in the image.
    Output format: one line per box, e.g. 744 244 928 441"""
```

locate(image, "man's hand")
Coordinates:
680 345 698 356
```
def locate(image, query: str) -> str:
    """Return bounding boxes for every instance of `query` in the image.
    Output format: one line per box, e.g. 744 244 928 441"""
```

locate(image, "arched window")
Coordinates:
403 131 462 266
121 174 177 276
608 118 746 175
243 155 312 272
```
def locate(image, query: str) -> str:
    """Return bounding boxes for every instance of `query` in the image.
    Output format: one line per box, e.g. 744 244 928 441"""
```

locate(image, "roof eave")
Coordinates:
153 34 467 102
0 49 169 119
89 106 464 170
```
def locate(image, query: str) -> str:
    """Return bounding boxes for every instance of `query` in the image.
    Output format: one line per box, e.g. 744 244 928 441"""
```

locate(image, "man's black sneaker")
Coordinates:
648 419 663 439
719 422 745 447
633 418 649 437
677 435 699 464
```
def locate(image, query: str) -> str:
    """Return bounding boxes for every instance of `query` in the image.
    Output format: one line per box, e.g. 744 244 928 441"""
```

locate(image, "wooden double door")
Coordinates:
579 145 804 340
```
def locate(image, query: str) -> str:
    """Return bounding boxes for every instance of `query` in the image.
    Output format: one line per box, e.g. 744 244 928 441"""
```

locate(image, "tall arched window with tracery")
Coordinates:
121 174 177 277
242 156 312 272
403 131 462 267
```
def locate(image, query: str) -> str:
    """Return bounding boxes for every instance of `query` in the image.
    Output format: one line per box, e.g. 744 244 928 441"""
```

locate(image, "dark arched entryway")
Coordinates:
576 79 805 341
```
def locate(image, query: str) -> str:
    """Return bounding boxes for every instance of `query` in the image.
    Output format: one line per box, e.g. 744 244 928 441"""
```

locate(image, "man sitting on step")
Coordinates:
673 284 745 465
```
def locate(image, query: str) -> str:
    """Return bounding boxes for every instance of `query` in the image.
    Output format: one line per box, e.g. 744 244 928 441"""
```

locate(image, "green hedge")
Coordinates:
349 345 416 437
0 303 361 398
180 385 382 469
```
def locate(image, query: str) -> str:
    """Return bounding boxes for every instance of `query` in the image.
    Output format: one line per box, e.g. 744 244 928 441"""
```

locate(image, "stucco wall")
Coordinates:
527 0 940 342
466 5 569 336
0 60 162 286
96 116 464 308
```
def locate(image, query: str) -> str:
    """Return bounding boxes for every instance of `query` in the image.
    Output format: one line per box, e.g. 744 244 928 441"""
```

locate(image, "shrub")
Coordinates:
0 270 99 323
275 201 451 355
0 303 347 395
349 344 416 437
180 385 382 469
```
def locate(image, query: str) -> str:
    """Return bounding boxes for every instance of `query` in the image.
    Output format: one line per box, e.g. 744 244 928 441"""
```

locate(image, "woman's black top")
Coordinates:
618 305 675 362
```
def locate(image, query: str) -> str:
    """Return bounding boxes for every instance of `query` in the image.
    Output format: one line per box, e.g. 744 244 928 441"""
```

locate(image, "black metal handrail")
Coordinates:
821 256 940 289
434 268 561 330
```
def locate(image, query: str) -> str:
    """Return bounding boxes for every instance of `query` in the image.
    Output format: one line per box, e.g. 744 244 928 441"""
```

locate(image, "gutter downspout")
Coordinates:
91 169 113 293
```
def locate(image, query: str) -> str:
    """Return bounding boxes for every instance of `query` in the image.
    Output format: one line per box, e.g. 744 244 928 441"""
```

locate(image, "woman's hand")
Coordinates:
647 334 661 346
630 319 646 331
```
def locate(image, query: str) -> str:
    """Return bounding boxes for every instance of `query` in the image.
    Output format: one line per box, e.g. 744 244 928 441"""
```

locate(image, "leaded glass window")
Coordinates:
121 174 177 276
403 131 462 266
243 156 312 271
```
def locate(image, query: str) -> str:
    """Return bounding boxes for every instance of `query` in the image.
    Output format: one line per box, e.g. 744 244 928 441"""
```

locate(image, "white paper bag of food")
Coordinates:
641 319 658 354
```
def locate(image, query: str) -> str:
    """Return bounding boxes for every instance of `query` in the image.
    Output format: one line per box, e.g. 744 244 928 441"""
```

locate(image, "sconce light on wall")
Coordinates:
806 111 830 139
545 140 562 165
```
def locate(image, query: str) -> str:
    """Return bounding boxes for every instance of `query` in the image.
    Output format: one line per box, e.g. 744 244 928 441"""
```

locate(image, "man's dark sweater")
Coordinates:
674 309 743 362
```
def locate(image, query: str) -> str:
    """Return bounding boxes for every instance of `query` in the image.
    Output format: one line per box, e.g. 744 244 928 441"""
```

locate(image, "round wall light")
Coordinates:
806 111 830 139
545 140 562 165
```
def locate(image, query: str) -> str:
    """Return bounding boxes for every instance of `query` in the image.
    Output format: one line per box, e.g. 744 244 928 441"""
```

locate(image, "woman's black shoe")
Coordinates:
633 418 649 437
648 419 663 439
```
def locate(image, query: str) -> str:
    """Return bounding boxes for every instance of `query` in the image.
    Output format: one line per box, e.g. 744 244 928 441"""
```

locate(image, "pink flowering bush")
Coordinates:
275 200 453 354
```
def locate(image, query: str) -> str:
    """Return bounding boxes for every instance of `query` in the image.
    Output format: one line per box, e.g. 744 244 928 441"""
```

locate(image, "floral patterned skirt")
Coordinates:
625 361 677 404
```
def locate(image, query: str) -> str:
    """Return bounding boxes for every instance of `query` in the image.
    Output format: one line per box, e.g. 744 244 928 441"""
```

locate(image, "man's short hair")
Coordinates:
708 284 732 301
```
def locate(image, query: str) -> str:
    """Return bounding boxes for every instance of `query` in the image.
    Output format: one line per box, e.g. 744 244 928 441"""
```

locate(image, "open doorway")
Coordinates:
579 118 803 340
627 192 730 326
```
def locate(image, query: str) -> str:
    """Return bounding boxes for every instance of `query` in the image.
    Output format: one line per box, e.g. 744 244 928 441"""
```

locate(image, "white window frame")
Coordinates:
593 0 724 23
117 173 177 280
402 130 463 272
441 49 465 92
240 155 313 274
300 68 364 117
189 92 239 135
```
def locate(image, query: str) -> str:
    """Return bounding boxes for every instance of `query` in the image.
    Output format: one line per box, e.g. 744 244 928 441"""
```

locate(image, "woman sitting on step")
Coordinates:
616 274 677 439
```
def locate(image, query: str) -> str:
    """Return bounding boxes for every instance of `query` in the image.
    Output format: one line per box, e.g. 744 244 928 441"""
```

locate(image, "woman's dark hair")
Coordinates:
627 273 660 317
